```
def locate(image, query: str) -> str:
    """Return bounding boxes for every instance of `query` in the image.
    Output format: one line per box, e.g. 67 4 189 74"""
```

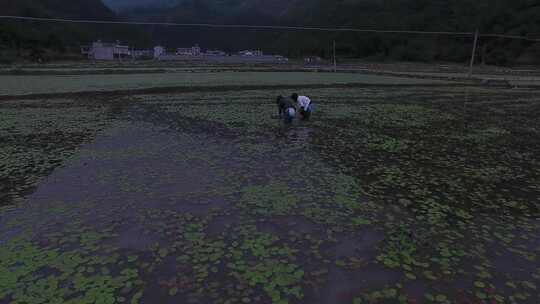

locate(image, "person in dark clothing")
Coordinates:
276 95 297 123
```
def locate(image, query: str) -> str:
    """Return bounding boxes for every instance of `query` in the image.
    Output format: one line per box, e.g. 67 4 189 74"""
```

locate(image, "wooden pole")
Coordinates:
468 29 479 78
333 40 337 72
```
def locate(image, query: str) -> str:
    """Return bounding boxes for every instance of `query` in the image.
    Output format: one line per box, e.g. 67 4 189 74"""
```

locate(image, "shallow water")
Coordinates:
1 87 539 304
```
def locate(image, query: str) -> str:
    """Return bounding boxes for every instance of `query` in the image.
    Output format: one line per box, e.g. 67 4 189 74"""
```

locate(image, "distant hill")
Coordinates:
112 0 540 64
0 0 116 19
119 0 295 52
1 0 538 64
122 0 293 23
0 0 149 62
104 0 292 16
102 0 179 12
279 0 540 64
123 0 540 65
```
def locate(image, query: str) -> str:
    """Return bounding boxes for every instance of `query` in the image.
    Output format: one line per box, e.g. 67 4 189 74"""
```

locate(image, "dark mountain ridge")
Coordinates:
102 0 179 12
0 0 149 62
118 0 540 64
1 0 116 19
1 0 539 64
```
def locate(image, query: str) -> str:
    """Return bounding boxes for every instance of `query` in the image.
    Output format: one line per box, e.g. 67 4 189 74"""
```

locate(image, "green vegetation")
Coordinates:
0 72 448 96
121 0 540 64
0 105 108 207
2 0 539 64
0 224 143 304
0 0 148 63
282 0 540 64
1 84 539 303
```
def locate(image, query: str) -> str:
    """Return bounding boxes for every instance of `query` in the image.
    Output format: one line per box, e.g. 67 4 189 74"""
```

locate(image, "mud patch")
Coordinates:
109 225 164 251
310 264 401 304
403 280 430 301
206 213 240 236
328 229 385 259
166 196 229 217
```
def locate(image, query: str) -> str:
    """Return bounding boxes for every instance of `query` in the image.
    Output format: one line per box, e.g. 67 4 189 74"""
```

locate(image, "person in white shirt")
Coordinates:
291 93 312 120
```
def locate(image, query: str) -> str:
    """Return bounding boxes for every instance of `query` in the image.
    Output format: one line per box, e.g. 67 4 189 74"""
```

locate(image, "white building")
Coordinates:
82 41 131 60
239 50 263 57
132 50 153 59
154 46 166 59
205 50 227 56
176 45 201 56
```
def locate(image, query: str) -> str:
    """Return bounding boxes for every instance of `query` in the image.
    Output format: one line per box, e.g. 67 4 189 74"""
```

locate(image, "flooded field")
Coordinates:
1 85 539 303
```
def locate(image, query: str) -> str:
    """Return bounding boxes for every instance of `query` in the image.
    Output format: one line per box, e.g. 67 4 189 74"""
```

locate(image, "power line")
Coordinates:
2 15 539 42
0 15 473 36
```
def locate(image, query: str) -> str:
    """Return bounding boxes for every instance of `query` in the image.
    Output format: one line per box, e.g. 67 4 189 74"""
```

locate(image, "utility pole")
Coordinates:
333 40 337 72
468 29 479 78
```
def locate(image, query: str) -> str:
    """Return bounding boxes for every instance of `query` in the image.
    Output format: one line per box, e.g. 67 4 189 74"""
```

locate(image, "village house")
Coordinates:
239 50 263 57
154 46 166 59
81 41 131 60
132 50 153 59
205 50 227 56
176 45 201 56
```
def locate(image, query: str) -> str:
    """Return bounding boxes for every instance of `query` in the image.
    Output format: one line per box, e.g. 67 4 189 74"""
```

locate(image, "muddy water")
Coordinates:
2 112 372 302
17 122 235 226
2 87 540 304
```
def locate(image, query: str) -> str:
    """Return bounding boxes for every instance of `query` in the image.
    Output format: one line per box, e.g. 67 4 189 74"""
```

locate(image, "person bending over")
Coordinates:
292 93 312 120
276 95 297 123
